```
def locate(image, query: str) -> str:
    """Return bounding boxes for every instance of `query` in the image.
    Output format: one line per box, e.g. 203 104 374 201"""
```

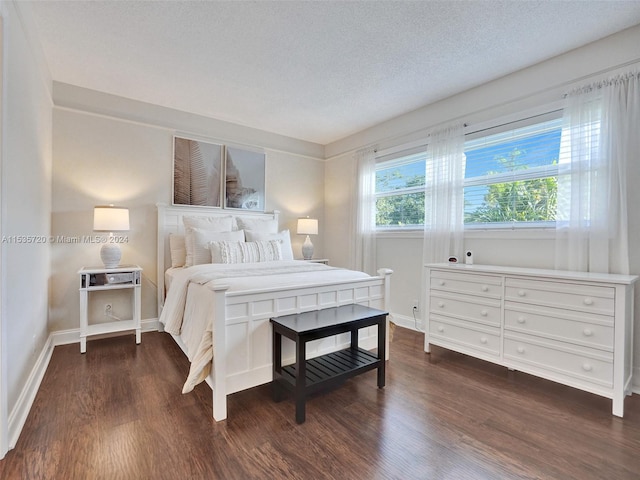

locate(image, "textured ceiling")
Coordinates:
27 1 640 145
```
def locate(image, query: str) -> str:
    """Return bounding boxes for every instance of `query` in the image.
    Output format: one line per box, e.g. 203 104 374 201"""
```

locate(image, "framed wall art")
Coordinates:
224 146 266 211
173 136 224 207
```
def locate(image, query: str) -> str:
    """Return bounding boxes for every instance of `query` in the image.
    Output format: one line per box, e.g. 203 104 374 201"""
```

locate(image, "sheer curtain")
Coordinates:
354 146 377 274
422 124 466 265
556 71 639 274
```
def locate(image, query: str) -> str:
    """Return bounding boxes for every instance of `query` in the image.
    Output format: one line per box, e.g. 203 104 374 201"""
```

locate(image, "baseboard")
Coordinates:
391 312 423 332
8 334 54 449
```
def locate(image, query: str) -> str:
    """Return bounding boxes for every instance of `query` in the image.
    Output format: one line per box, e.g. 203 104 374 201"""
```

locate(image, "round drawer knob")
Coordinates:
583 298 594 306
583 328 593 337
480 336 488 344
481 285 489 292
517 316 526 324
439 280 445 286
516 346 525 354
582 363 593 372
518 290 526 297
480 310 488 317
437 326 444 332
438 301 445 308
109 276 115 282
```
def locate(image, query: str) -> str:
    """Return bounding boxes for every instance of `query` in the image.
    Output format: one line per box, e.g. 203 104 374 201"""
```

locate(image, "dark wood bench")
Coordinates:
270 304 387 423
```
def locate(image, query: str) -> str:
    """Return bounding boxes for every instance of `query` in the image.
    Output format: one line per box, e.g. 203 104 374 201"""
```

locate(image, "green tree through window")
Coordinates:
464 149 558 224
375 166 425 227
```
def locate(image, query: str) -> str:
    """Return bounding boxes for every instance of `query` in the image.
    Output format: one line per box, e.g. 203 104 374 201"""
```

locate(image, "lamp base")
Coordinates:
302 235 314 260
100 243 122 268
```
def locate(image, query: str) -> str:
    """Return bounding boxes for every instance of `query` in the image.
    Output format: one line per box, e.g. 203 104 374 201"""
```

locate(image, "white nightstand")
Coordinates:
78 265 142 353
301 258 329 265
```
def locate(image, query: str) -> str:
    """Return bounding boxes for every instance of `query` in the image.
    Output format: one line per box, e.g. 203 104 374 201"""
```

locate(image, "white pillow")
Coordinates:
169 233 186 268
188 228 245 266
209 240 282 264
245 229 293 261
183 215 234 230
235 217 278 234
183 215 234 266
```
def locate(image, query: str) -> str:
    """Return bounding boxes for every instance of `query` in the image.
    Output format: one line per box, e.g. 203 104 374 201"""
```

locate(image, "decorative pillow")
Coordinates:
187 228 245 266
209 240 282 264
183 215 234 266
245 229 293 261
235 217 278 234
169 233 187 268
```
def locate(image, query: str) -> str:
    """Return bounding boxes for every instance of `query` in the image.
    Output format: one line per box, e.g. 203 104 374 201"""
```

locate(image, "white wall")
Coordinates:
324 25 640 387
0 0 52 455
50 90 325 333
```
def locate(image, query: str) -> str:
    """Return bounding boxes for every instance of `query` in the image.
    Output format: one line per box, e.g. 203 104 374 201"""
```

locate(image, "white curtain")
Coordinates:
422 124 466 265
555 71 639 274
354 146 377 274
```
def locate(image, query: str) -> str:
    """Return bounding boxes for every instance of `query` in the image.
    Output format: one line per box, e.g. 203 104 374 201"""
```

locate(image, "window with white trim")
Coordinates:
375 151 426 228
464 114 562 228
374 112 563 230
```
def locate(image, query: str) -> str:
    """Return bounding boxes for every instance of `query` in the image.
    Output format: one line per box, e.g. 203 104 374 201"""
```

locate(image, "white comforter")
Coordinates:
159 261 370 392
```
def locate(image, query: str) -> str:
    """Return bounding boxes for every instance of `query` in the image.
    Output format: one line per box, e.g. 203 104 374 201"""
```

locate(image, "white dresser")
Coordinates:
424 263 638 416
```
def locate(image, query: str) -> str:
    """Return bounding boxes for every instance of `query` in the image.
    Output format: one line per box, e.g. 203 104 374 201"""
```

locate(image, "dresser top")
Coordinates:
426 263 638 285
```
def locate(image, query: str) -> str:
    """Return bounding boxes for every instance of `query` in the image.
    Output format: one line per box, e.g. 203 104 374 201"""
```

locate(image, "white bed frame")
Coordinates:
156 203 392 421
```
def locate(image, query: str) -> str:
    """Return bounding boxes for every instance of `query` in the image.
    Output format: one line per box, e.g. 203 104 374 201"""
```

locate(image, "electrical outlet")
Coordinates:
412 299 419 311
104 304 112 315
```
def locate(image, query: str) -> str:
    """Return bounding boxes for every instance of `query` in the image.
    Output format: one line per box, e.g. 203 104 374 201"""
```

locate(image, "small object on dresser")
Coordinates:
465 250 473 265
448 256 458 263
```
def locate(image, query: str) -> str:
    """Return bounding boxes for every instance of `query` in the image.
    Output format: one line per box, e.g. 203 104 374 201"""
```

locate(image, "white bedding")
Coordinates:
158 260 370 392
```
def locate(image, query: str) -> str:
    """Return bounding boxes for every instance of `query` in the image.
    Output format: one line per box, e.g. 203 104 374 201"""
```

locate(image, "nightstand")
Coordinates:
301 258 329 265
78 265 142 353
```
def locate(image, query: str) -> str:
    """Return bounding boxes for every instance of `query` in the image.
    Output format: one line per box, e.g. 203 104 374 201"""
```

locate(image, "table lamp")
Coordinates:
93 205 129 268
297 217 318 260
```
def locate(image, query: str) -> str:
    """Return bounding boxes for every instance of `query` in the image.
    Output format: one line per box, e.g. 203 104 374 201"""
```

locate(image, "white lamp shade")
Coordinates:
93 206 130 232
297 218 318 235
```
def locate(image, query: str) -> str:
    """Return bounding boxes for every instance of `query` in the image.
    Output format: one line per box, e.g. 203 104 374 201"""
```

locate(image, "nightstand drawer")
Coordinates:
90 271 136 286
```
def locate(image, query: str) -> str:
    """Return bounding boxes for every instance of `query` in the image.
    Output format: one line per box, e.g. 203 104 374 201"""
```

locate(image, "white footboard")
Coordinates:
208 268 392 421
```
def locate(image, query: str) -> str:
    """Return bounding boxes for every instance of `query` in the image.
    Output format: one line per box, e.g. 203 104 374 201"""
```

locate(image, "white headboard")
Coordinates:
156 203 279 314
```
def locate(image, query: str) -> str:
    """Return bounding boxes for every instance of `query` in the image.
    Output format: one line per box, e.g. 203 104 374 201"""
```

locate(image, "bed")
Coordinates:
156 203 392 421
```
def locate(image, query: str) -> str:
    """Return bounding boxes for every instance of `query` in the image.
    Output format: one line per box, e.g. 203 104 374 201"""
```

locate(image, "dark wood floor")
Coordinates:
1 327 640 479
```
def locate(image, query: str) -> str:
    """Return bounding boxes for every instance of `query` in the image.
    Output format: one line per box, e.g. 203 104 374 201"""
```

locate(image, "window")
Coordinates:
374 113 562 230
464 115 562 228
375 151 426 228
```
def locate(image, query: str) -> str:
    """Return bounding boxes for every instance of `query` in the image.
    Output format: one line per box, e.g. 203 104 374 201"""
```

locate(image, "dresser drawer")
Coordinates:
504 336 613 387
505 278 614 315
430 316 500 356
430 270 502 299
430 292 501 327
504 303 614 351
